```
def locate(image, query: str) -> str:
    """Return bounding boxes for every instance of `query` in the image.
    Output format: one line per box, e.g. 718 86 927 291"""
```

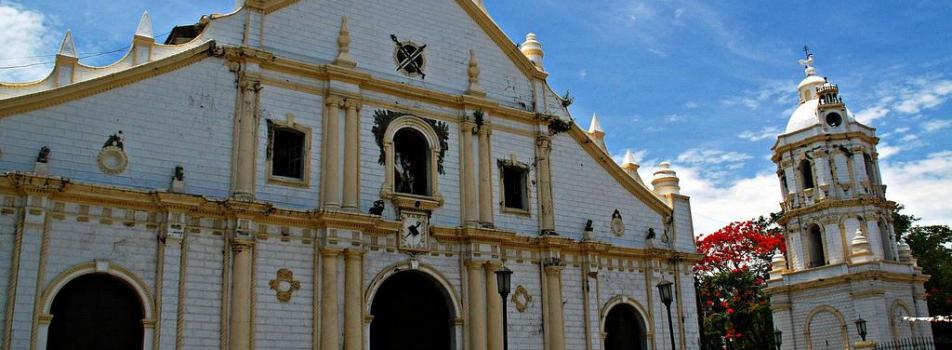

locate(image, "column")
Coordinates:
536 135 555 233
484 262 504 350
321 248 341 350
234 79 261 199
229 240 254 350
342 100 360 211
461 122 478 226
544 264 565 350
477 126 493 226
343 250 363 350
323 96 342 209
467 260 487 350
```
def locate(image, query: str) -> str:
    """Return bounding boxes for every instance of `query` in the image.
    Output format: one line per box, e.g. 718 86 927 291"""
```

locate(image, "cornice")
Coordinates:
0 42 214 118
765 268 930 295
778 197 893 225
771 132 880 161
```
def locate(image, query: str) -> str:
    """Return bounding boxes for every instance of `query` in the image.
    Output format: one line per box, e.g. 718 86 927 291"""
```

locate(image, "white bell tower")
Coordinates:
766 51 932 350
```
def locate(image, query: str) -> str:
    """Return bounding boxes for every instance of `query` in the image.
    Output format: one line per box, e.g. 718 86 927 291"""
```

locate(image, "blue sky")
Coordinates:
2 0 951 234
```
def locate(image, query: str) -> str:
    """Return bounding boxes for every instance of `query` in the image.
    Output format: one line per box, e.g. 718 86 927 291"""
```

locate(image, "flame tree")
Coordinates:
695 219 785 350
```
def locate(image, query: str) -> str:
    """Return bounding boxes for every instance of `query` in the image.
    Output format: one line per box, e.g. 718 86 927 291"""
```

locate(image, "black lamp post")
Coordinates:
495 267 513 350
855 317 868 341
773 329 782 350
656 280 676 350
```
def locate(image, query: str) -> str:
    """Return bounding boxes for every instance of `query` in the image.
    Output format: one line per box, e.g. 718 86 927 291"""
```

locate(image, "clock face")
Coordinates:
400 212 429 251
825 112 843 127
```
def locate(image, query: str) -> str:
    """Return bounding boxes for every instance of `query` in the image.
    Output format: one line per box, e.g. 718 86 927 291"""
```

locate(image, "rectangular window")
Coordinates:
269 126 305 180
502 165 528 211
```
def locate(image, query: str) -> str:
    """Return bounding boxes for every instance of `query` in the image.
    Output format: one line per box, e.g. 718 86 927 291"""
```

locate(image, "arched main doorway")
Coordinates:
370 270 454 350
47 273 145 350
604 303 648 350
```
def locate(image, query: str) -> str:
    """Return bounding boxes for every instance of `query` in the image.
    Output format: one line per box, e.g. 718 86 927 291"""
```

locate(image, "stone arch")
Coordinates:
381 115 443 199
803 305 848 350
799 158 816 190
364 260 463 350
39 260 155 350
889 300 914 339
599 295 652 350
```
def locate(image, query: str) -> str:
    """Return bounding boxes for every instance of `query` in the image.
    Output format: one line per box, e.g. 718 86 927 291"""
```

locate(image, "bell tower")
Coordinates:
766 52 932 350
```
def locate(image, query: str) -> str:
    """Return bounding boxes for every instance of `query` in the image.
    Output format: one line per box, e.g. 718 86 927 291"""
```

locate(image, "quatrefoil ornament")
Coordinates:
269 268 301 302
511 285 532 313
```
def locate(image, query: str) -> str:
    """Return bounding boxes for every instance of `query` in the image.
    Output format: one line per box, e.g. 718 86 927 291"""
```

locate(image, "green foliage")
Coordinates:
904 225 952 345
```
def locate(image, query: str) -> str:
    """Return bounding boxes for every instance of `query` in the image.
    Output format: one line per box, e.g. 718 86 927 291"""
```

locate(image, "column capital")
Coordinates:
461 121 477 133
239 79 261 92
231 239 255 253
465 259 486 269
343 249 364 258
326 95 344 107
321 247 343 257
477 125 493 136
483 260 503 271
343 98 362 110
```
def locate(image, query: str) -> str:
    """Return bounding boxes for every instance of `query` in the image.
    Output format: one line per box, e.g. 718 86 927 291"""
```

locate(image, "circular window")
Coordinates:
825 112 843 127
97 146 128 175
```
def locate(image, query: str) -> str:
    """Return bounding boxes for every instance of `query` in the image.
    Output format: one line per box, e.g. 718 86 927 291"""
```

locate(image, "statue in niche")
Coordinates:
395 153 416 194
103 131 124 150
36 146 51 163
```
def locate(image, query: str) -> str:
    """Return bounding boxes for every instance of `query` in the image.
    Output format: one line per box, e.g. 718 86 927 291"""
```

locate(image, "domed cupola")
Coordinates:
785 51 856 133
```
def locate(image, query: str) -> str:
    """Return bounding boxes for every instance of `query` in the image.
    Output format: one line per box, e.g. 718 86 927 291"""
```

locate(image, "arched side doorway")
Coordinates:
601 296 650 350
804 306 848 350
39 261 155 350
368 270 458 350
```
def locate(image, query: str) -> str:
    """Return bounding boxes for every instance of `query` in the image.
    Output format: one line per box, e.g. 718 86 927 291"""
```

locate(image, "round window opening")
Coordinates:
826 112 843 127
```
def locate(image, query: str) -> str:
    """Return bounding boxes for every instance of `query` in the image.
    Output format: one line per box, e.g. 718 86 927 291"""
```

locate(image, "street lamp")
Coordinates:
773 329 782 350
495 267 513 350
656 280 676 350
855 317 868 341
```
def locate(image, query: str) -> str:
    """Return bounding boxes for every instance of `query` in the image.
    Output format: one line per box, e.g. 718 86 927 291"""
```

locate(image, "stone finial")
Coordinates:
135 11 154 38
620 149 645 185
898 240 916 265
651 162 681 196
520 33 544 70
58 31 77 58
465 50 486 96
586 113 606 151
771 249 787 271
850 228 874 263
333 16 357 68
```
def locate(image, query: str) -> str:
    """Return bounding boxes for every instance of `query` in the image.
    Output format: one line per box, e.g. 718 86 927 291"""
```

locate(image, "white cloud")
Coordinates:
684 101 698 109
578 69 588 79
881 151 952 227
0 1 57 82
658 165 780 235
677 148 753 165
738 126 782 142
855 106 889 124
722 80 792 110
922 119 952 132
877 144 901 159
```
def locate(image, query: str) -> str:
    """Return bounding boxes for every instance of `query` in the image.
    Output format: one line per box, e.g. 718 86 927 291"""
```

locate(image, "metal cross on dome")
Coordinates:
391 34 427 79
799 45 814 68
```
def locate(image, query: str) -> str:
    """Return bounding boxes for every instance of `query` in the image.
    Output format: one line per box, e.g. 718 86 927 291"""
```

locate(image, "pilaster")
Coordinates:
535 135 555 234
477 125 494 227
233 78 262 200
228 239 255 350
320 248 342 350
342 99 361 211
466 260 487 350
343 249 363 350
322 96 343 209
461 121 478 226
484 261 503 350
544 263 565 350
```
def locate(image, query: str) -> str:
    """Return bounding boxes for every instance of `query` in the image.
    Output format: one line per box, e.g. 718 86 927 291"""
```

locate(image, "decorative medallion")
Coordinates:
398 210 430 252
511 285 532 312
97 131 128 175
610 209 625 237
269 268 301 302
390 34 426 79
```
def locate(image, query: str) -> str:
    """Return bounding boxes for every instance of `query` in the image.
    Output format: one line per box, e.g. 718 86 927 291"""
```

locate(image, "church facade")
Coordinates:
766 55 932 349
0 1 700 349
